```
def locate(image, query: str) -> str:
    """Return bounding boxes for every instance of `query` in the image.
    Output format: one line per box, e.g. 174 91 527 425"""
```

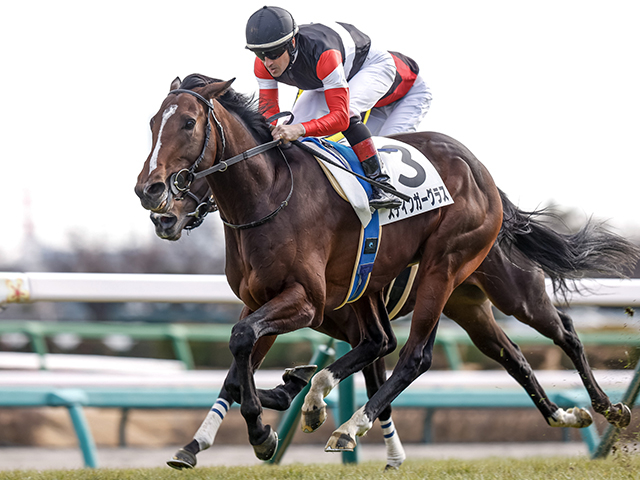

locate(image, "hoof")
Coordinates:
549 407 593 428
253 427 278 461
385 464 400 471
607 403 632 428
568 407 593 428
301 405 326 433
167 448 196 470
325 432 356 452
283 365 317 385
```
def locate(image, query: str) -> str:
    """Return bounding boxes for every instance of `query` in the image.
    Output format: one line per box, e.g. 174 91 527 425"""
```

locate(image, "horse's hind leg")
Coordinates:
550 310 630 427
362 358 406 470
443 283 592 429
482 261 631 427
479 245 631 428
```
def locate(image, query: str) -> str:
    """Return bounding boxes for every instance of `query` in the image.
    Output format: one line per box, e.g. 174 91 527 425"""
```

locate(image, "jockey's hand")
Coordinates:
272 123 305 144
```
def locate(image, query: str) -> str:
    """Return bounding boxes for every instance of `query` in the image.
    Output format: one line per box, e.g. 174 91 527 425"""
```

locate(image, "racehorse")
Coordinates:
135 74 637 465
152 145 638 469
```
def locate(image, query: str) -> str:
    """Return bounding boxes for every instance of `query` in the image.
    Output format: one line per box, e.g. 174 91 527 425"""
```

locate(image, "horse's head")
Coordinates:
149 174 215 240
134 77 235 214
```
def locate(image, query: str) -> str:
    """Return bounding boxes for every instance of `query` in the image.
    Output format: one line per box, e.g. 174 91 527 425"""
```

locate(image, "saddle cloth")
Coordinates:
301 137 454 228
301 137 451 308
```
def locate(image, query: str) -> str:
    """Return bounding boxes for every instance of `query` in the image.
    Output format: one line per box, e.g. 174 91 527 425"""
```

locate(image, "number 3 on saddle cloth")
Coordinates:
300 137 454 309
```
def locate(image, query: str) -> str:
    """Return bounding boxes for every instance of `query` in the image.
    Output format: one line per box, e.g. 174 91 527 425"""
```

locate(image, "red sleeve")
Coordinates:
301 50 350 137
301 88 350 137
254 57 280 120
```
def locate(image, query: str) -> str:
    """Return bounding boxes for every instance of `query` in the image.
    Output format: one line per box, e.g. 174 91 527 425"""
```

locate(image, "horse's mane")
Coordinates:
179 74 273 144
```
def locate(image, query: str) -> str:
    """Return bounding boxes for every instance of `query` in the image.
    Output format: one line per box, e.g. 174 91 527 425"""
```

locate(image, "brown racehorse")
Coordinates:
152 136 638 470
135 74 637 465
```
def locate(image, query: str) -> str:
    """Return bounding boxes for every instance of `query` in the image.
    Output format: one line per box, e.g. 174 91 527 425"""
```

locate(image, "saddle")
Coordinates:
301 137 452 308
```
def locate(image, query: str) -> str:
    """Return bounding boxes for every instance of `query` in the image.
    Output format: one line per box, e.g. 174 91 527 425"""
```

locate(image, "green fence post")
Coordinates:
268 340 336 464
335 341 359 464
48 389 98 468
168 324 195 370
437 332 463 370
25 322 48 370
67 403 99 468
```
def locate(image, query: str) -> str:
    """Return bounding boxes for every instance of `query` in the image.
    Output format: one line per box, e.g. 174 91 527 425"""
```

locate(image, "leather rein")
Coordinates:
167 88 293 230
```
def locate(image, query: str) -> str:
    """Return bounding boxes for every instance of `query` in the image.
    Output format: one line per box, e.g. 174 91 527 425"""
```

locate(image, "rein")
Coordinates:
167 88 293 230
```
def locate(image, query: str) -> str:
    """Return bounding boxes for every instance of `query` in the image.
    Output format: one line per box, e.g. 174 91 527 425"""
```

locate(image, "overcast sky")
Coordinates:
2 0 639 264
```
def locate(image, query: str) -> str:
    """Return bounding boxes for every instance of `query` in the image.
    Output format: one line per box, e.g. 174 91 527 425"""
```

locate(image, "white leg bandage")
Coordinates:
380 418 406 467
194 398 230 450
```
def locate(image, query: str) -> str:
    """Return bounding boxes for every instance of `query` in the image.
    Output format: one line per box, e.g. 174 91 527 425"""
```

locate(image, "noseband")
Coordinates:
166 88 293 230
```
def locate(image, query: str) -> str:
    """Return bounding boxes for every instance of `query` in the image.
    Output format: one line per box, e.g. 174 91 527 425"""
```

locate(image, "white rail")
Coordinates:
0 272 238 304
1 272 640 307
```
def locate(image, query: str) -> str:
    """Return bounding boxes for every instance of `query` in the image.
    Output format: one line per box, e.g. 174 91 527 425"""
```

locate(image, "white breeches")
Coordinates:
366 75 432 136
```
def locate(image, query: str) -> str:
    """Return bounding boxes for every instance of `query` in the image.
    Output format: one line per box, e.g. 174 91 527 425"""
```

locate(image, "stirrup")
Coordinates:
369 188 402 210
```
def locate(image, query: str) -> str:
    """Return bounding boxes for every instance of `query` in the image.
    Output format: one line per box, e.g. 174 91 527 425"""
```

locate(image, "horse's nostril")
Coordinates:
145 182 167 199
151 214 177 229
161 216 177 228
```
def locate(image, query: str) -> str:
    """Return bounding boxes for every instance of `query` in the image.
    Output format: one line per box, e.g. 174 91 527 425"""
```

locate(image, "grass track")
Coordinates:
2 455 640 480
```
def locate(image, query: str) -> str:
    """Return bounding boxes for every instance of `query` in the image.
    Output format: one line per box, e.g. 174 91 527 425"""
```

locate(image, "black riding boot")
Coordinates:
343 117 403 210
361 154 402 210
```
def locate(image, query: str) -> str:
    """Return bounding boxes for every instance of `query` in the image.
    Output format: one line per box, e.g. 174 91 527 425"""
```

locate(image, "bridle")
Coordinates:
183 188 217 231
166 88 293 230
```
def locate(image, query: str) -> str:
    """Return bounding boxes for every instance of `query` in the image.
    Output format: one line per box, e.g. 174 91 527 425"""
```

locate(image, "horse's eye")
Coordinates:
185 119 196 130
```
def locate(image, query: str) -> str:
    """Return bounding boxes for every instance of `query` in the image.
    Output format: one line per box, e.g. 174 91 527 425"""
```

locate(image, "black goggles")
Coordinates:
253 44 288 61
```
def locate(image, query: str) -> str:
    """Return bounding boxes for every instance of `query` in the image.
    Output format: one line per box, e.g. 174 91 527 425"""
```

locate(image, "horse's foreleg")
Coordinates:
167 363 317 470
301 294 395 433
167 324 271 470
167 329 316 470
229 284 320 461
167 391 233 470
362 359 406 470
326 317 440 452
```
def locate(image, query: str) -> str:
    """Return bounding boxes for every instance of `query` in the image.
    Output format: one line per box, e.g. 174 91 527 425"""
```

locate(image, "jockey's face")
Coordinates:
263 51 289 78
261 38 294 78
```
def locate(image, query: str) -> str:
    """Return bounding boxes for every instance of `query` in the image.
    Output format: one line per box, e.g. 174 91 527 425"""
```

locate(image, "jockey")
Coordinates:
246 6 430 210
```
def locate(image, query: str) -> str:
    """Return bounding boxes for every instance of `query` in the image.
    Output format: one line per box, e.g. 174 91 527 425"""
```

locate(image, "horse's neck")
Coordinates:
207 110 278 224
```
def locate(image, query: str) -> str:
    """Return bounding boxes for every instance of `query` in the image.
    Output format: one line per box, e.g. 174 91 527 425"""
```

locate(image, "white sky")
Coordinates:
2 0 639 263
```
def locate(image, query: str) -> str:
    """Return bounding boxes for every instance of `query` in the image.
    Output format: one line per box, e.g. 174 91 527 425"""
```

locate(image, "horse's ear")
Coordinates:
201 78 236 100
170 77 181 91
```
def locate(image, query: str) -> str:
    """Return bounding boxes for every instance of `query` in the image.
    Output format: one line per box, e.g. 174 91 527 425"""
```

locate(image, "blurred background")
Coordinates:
1 0 639 458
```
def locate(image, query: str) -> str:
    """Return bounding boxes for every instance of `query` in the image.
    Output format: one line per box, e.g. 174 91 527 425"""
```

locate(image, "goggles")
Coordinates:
253 44 289 61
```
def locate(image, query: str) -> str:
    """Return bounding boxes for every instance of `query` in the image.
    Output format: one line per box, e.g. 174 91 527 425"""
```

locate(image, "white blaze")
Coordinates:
149 104 178 173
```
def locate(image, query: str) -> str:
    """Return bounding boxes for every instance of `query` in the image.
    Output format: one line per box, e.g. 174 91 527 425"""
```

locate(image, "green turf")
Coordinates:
2 455 640 480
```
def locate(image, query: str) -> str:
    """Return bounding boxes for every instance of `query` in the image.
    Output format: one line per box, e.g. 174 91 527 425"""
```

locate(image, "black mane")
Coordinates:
179 74 273 144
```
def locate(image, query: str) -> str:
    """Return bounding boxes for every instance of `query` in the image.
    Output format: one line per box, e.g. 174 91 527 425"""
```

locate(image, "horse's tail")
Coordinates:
497 188 640 298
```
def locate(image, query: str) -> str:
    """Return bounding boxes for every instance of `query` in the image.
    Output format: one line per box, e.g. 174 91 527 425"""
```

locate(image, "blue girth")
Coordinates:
301 137 381 306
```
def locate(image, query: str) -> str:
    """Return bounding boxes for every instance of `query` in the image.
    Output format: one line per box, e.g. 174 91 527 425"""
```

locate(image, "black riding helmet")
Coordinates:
246 6 298 62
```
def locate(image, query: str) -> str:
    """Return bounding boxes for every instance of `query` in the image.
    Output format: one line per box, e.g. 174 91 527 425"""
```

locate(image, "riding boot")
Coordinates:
357 141 403 210
343 117 402 209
